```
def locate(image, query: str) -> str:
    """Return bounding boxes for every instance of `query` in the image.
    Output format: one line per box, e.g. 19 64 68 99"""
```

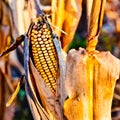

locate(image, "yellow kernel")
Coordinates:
42 48 46 50
44 66 48 69
46 44 49 47
31 33 34 37
48 35 51 38
33 55 39 59
43 38 47 41
44 69 50 73
44 41 48 44
38 31 42 34
49 43 54 46
48 75 53 78
47 31 51 35
39 41 43 44
41 44 45 47
39 56 44 60
44 77 48 81
49 65 53 69
43 32 47 35
37 48 41 51
36 44 40 47
43 50 47 53
32 47 36 50
45 29 48 32
47 47 51 50
40 60 45 63
42 74 47 77
47 61 51 64
42 35 45 39
43 64 47 67
38 51 42 54
50 80 56 84
34 41 38 45
48 52 53 55
38 38 42 41
45 35 49 38
34 30 38 34
46 72 51 75
31 41 35 44
41 61 46 65
33 34 37 38
46 82 51 85
46 58 50 61
45 55 49 59
39 54 43 57
48 39 52 43
41 72 45 75
34 60 40 64
35 58 40 62
37 34 41 37
44 53 49 56
39 69 44 72
31 37 37 41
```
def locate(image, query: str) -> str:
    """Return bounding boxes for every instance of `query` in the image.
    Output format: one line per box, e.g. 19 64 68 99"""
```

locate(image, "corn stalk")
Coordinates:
63 0 120 119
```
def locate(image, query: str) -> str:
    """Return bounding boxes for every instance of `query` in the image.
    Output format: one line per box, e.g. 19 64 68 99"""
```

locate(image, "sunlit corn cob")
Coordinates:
29 16 58 93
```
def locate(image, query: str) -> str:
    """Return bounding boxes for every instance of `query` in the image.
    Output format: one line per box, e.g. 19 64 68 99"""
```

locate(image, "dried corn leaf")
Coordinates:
62 0 82 51
64 48 120 120
26 68 50 120
52 0 82 51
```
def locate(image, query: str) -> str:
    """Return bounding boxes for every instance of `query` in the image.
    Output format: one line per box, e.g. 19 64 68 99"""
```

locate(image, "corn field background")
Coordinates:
0 0 120 120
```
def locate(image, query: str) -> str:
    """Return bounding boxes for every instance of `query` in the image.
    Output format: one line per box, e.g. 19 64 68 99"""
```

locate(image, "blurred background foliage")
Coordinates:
0 0 120 120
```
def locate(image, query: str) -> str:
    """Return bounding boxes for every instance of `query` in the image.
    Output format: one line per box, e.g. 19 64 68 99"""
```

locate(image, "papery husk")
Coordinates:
26 37 67 120
64 48 120 120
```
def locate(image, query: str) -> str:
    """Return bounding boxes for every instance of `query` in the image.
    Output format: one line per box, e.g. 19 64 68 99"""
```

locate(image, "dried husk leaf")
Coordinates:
64 48 120 120
61 0 82 51
25 67 50 120
26 37 66 120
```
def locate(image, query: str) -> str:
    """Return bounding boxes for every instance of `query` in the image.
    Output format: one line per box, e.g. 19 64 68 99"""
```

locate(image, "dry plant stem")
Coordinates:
87 0 106 52
64 48 120 120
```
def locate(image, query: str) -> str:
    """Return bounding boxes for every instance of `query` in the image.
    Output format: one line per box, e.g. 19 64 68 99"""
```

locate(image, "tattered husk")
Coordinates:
26 38 67 120
64 48 120 120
